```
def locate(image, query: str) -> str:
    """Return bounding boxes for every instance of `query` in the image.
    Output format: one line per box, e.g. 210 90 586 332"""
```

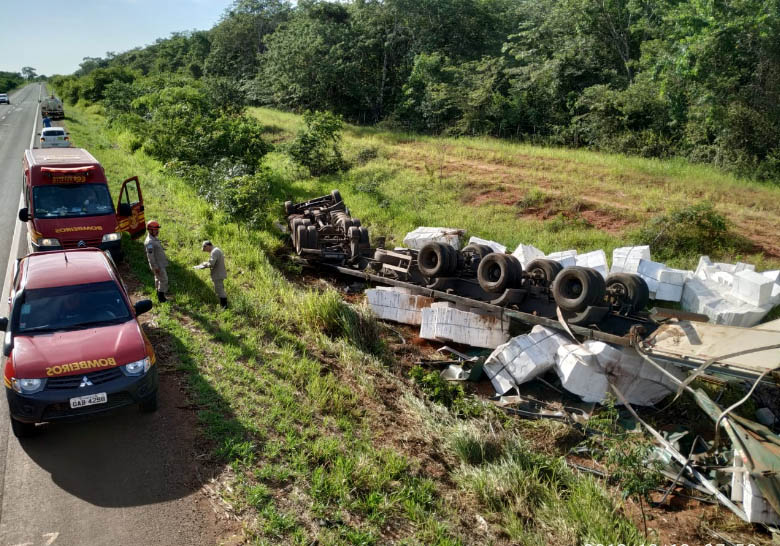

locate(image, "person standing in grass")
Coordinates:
194 240 228 308
144 220 169 303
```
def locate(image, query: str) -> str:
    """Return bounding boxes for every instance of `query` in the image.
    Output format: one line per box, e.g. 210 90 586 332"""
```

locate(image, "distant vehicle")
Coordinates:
0 93 9 104
0 248 158 437
39 127 70 148
18 147 147 260
40 95 63 119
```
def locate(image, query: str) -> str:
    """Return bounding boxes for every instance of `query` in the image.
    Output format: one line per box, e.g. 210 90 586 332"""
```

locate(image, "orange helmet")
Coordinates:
147 221 160 230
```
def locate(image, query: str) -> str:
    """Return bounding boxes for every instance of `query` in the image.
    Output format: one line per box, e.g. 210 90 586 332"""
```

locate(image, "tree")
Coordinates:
21 67 37 80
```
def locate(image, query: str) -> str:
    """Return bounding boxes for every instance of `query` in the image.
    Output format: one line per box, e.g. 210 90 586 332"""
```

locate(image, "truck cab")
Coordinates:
19 148 146 260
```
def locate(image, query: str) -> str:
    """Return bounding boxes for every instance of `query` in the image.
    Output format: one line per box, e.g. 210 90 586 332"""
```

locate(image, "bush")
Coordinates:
635 202 747 260
287 110 347 176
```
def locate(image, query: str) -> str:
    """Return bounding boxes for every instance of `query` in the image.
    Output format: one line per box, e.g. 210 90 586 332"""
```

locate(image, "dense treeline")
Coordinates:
0 71 25 93
51 0 780 180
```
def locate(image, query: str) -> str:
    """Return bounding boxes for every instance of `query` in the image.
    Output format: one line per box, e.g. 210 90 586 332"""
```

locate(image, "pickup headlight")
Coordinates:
12 378 46 394
37 237 60 247
102 232 121 242
121 357 151 376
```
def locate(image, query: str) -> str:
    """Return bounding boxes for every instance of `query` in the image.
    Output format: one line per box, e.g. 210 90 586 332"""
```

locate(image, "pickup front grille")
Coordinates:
41 392 134 420
46 367 123 390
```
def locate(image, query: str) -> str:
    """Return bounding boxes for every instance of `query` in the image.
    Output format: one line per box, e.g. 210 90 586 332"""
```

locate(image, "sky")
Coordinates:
0 0 232 76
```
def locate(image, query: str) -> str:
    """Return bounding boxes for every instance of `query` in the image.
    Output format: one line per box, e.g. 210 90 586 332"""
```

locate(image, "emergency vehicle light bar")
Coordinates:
41 165 96 183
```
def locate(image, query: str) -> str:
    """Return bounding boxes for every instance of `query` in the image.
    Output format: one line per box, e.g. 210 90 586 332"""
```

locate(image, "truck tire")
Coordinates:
305 225 319 250
11 418 37 438
526 259 564 285
295 224 307 254
418 242 451 278
284 201 293 215
351 218 361 228
462 244 491 259
606 273 649 312
552 266 603 312
358 226 370 248
331 190 342 204
477 253 520 293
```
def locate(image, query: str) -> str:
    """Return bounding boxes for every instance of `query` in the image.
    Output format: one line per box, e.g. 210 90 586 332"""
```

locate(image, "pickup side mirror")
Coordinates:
134 299 153 316
3 331 12 357
0 317 7 331
18 208 28 222
118 203 132 216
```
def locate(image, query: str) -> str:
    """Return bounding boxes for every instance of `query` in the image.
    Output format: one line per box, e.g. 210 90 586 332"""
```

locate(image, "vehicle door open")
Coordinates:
116 176 146 238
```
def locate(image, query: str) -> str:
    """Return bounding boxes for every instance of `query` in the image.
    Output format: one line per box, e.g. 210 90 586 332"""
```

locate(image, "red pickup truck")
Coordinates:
1 248 158 437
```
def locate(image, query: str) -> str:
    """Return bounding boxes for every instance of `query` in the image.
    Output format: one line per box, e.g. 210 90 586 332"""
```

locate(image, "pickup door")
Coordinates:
116 176 146 238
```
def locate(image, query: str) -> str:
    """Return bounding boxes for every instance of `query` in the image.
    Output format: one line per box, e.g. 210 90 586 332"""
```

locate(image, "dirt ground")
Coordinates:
121 263 244 545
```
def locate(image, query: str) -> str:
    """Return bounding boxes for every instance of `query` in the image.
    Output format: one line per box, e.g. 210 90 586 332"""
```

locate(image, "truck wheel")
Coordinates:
306 225 319 250
586 268 607 306
139 392 158 413
351 218 361 228
11 418 37 438
331 190 342 204
477 253 520 293
358 226 370 248
295 224 307 254
526 259 564 285
284 201 293 215
606 273 649 312
462 244 489 259
418 242 450 278
552 266 600 312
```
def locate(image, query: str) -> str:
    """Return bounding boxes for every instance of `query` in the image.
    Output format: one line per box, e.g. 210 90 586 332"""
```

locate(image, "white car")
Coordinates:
39 127 70 148
0 93 9 104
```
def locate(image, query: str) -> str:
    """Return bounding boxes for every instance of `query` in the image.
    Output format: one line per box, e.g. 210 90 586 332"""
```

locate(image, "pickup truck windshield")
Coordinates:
16 281 131 333
33 184 113 219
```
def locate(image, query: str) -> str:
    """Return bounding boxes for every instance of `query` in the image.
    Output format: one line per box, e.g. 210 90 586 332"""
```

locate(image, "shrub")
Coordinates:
635 202 746 261
287 110 347 176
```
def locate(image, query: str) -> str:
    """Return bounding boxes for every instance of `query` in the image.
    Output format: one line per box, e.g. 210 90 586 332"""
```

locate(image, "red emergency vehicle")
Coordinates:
18 148 146 259
1 249 158 437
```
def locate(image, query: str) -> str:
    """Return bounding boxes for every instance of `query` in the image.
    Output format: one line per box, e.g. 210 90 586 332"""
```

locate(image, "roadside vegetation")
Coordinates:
50 0 780 181
0 71 25 93
62 98 663 544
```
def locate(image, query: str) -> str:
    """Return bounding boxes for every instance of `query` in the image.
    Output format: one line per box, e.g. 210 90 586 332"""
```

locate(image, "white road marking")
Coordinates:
43 531 60 545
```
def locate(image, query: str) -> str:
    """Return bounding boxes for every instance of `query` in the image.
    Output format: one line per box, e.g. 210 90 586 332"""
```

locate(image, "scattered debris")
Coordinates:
420 302 510 349
574 249 609 279
484 325 570 395
511 243 545 267
403 227 464 250
366 287 433 325
637 258 690 302
611 245 651 275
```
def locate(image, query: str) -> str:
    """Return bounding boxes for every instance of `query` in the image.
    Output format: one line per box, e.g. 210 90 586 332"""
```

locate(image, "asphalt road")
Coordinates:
0 86 226 546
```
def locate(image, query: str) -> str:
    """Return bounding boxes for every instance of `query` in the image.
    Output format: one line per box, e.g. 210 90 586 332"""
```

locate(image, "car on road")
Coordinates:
0 248 158 437
39 127 70 148
0 93 9 104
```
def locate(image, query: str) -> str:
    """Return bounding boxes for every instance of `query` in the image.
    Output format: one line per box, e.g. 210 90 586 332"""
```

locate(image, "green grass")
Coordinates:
251 107 780 271
62 102 649 544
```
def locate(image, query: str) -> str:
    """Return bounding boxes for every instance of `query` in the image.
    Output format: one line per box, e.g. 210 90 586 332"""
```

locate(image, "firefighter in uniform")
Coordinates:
144 221 169 303
194 240 228 308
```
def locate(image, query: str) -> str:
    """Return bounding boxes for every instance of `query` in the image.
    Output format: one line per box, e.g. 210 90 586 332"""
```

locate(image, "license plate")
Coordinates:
70 392 108 409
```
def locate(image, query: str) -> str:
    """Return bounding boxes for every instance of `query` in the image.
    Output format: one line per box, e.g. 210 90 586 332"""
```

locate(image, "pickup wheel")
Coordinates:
418 242 450 278
477 253 520 293
552 266 604 312
11 418 37 438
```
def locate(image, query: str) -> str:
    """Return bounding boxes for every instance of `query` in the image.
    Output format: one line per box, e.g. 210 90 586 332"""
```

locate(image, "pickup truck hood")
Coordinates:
12 320 145 379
